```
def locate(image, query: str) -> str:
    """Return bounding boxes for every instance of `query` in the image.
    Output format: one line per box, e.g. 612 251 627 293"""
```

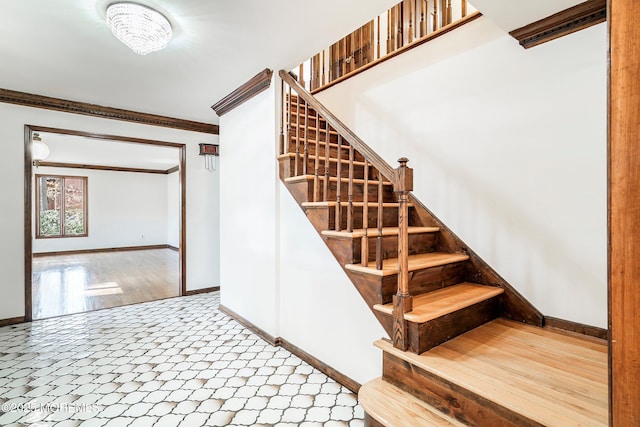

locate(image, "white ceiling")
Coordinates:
1 0 399 125
2 0 587 130
469 0 585 32
39 132 179 170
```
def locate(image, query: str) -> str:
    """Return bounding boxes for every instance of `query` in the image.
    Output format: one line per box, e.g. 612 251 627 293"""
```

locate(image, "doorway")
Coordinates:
24 126 187 320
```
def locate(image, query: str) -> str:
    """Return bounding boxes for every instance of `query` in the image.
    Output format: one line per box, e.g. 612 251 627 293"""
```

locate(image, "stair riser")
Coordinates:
304 206 411 232
382 352 540 427
332 206 408 230
407 297 501 353
290 115 326 130
324 233 438 265
280 156 366 179
289 127 340 145
326 181 394 204
380 263 467 303
286 101 316 115
285 143 366 163
282 156 387 181
282 178 394 204
289 142 364 164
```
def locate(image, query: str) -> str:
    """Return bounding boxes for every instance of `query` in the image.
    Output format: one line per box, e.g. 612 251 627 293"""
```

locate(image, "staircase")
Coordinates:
277 71 608 426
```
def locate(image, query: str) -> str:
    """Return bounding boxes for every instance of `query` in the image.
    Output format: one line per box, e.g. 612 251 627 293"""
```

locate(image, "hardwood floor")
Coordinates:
376 318 608 426
32 248 179 319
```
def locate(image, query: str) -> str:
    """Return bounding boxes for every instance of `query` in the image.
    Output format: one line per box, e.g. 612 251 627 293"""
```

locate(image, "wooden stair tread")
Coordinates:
284 174 392 186
359 378 465 427
375 318 608 426
302 201 412 208
277 153 368 166
373 283 504 323
345 252 469 277
322 226 439 239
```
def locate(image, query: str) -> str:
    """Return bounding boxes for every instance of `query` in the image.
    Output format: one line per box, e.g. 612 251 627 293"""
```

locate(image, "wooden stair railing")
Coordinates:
280 70 414 350
278 70 542 358
294 0 481 93
277 69 605 427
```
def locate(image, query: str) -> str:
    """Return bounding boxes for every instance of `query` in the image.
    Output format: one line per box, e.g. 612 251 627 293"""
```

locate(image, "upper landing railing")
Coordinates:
294 0 480 93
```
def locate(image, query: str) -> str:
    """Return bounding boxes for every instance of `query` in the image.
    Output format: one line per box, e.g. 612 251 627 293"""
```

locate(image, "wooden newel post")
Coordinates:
392 157 413 351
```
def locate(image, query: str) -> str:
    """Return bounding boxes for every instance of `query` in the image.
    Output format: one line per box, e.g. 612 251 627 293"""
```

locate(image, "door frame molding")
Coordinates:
608 0 640 424
24 125 187 321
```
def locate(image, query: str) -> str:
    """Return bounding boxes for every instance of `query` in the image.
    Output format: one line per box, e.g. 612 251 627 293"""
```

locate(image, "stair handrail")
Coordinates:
280 69 413 351
280 70 397 186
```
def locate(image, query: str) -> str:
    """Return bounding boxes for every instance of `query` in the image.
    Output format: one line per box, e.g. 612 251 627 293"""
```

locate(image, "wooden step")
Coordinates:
285 174 392 186
345 252 469 277
278 152 374 181
322 226 439 239
303 200 412 232
282 139 365 162
322 227 440 266
302 201 412 208
359 378 465 427
377 319 608 426
277 152 368 167
373 283 504 323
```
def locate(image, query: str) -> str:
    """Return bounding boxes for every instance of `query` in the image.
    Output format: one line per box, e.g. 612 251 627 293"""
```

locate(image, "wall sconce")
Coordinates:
32 133 50 166
199 143 219 171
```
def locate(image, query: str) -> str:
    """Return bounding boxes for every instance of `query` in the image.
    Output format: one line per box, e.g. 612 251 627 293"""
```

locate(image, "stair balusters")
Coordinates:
280 70 414 350
432 0 439 32
362 163 370 267
294 97 300 176
324 122 330 201
303 102 309 175
297 0 477 93
286 86 292 159
420 0 427 38
347 145 355 233
314 111 320 201
376 178 384 270
335 138 342 231
408 0 414 44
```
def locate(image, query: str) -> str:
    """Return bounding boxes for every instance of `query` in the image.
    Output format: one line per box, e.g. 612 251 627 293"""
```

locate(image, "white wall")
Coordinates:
167 171 180 248
188 144 221 292
33 167 168 253
222 15 606 389
219 80 386 385
0 102 220 320
278 189 386 383
315 18 607 327
219 86 279 337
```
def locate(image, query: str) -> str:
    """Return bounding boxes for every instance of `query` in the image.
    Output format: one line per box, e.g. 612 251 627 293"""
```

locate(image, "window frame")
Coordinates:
35 174 88 239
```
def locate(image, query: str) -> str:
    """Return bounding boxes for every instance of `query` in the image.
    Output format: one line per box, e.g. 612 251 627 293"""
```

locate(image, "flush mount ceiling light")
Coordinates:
106 2 172 55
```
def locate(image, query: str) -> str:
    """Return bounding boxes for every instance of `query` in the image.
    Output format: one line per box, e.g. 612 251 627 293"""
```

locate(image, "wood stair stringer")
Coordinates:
408 193 544 326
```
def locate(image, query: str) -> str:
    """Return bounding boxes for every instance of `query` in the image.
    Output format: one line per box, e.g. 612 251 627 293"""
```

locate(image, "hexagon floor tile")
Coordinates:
0 292 364 426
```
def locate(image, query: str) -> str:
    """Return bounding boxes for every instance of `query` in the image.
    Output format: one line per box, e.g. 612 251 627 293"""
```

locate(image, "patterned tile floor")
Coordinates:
0 292 364 426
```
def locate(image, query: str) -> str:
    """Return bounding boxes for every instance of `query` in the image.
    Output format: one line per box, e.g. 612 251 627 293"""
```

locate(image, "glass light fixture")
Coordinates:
106 2 173 55
32 133 50 162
